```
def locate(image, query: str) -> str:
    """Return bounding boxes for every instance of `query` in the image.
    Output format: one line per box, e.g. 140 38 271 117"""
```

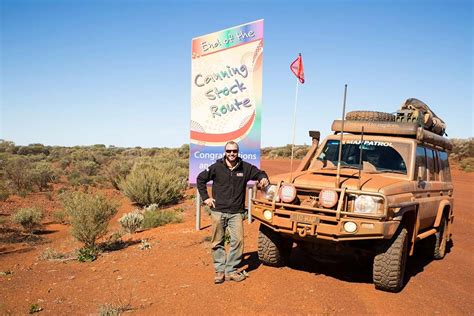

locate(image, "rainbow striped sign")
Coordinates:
189 20 264 184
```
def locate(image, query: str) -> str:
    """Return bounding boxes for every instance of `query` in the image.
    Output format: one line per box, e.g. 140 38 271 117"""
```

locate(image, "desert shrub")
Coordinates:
0 139 16 153
0 216 5 225
39 247 73 261
29 303 43 314
118 210 144 234
0 181 10 201
61 192 118 249
142 204 183 229
4 156 34 195
459 157 474 172
177 144 190 159
59 158 71 169
17 143 49 156
106 159 134 190
76 160 99 176
119 158 187 207
450 138 474 160
52 210 69 224
11 207 43 232
76 246 98 262
261 145 310 159
68 170 94 187
31 161 56 191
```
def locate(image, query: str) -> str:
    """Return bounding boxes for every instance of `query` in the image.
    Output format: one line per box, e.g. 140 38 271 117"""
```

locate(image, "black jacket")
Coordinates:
196 158 268 213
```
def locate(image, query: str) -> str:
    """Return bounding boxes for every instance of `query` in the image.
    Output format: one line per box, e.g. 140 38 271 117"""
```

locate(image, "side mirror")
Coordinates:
417 166 426 181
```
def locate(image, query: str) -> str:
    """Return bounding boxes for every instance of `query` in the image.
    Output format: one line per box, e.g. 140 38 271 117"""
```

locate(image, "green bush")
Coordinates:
11 207 43 232
76 246 98 262
460 157 474 172
450 138 474 160
76 160 99 176
31 161 56 191
5 156 34 195
119 158 187 207
142 204 183 229
0 181 10 201
106 159 134 190
61 192 118 249
52 210 69 224
118 210 144 234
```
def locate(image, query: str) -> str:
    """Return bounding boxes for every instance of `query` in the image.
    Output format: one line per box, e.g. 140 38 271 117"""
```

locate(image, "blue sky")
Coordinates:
1 0 472 147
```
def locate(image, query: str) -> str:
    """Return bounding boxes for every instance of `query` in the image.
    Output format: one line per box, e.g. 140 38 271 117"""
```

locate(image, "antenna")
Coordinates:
358 126 364 190
336 84 348 188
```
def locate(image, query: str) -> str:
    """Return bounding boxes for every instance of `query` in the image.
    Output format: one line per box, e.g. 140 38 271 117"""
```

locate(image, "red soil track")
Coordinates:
1 159 473 314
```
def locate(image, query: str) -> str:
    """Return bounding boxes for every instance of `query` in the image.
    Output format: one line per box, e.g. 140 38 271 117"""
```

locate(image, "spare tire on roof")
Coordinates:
346 111 396 122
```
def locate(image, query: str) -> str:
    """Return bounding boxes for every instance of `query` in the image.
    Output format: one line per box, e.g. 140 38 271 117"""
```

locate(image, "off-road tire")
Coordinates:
346 111 396 122
373 226 408 292
258 224 292 267
433 216 448 259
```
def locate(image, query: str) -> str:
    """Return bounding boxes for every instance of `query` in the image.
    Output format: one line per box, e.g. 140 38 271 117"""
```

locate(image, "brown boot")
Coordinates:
214 272 225 284
225 271 246 282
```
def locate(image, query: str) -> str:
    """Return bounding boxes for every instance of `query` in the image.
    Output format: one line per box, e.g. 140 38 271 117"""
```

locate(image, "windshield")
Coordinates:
310 139 411 175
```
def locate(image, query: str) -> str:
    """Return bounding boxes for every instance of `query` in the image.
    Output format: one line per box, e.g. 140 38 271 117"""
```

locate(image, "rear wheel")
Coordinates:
433 216 448 259
258 224 292 267
346 111 396 122
373 226 408 292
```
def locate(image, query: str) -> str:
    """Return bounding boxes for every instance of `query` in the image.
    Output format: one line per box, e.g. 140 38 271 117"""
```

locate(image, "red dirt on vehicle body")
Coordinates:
1 159 473 314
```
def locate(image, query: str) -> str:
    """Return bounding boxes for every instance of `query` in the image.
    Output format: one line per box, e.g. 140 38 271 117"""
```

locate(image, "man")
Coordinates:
197 141 269 284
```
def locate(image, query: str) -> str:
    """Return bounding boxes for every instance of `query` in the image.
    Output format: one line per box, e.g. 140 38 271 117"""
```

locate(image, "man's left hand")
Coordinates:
258 178 269 188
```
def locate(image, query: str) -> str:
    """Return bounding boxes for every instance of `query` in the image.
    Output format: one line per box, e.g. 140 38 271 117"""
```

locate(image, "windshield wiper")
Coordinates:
368 169 406 174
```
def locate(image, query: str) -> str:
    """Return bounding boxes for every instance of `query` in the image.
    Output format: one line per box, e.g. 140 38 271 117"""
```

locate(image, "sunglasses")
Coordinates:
225 149 238 153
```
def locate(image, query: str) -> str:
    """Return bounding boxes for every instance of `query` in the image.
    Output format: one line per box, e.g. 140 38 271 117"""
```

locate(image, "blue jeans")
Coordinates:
211 211 244 274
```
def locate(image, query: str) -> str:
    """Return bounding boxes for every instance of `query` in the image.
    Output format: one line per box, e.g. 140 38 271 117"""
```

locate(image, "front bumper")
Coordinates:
252 199 400 241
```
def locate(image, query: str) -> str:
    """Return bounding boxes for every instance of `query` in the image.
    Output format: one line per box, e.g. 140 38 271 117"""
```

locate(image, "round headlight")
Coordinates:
319 189 338 208
354 195 377 214
279 184 297 203
263 184 278 201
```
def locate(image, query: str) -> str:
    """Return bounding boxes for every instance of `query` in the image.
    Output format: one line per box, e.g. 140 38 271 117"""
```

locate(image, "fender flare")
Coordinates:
393 204 419 256
434 200 452 227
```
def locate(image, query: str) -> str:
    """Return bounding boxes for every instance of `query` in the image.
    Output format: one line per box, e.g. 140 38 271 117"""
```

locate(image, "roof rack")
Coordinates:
331 120 452 151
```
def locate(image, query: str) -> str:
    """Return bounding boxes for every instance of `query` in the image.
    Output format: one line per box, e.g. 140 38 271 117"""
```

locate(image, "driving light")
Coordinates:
354 195 382 214
343 221 358 233
319 189 338 208
279 184 297 203
263 210 273 221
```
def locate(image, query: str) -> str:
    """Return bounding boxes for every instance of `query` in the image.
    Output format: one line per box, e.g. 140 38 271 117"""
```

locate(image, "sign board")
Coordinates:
189 20 264 184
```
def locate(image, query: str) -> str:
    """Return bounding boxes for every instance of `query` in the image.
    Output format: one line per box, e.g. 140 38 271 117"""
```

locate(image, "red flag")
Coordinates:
290 53 305 83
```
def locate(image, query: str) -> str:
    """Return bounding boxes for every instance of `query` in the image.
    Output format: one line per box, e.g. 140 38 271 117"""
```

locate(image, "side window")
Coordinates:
425 148 436 181
415 146 427 181
438 151 452 181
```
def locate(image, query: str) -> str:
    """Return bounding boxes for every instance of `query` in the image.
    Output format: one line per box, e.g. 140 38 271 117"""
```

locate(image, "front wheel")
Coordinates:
258 224 292 267
373 226 408 292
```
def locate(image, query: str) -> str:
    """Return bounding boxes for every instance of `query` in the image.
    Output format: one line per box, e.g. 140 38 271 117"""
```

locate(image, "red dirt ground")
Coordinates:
1 159 473 315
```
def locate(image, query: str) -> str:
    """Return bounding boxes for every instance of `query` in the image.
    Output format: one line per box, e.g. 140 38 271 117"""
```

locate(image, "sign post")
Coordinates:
190 20 264 230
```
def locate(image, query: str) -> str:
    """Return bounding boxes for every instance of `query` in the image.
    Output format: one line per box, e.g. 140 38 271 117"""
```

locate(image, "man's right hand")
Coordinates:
204 198 216 208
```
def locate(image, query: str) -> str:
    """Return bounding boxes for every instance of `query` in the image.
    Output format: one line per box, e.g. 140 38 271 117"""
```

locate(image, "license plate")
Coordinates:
290 213 320 224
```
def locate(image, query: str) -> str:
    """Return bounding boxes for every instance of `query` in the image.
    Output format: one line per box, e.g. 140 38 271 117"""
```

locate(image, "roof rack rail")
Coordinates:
331 120 452 151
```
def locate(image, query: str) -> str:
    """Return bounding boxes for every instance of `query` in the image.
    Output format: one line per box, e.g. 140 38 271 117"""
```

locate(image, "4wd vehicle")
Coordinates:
252 109 454 292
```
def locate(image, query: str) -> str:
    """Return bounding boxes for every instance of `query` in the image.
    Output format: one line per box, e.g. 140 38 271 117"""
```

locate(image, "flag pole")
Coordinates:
289 78 299 182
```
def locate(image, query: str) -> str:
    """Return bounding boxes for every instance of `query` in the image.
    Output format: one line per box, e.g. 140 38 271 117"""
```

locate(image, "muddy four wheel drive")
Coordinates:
252 101 454 292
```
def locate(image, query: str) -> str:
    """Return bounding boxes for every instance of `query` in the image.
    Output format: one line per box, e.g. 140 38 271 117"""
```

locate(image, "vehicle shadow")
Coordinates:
287 246 373 284
274 238 454 287
405 237 454 284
